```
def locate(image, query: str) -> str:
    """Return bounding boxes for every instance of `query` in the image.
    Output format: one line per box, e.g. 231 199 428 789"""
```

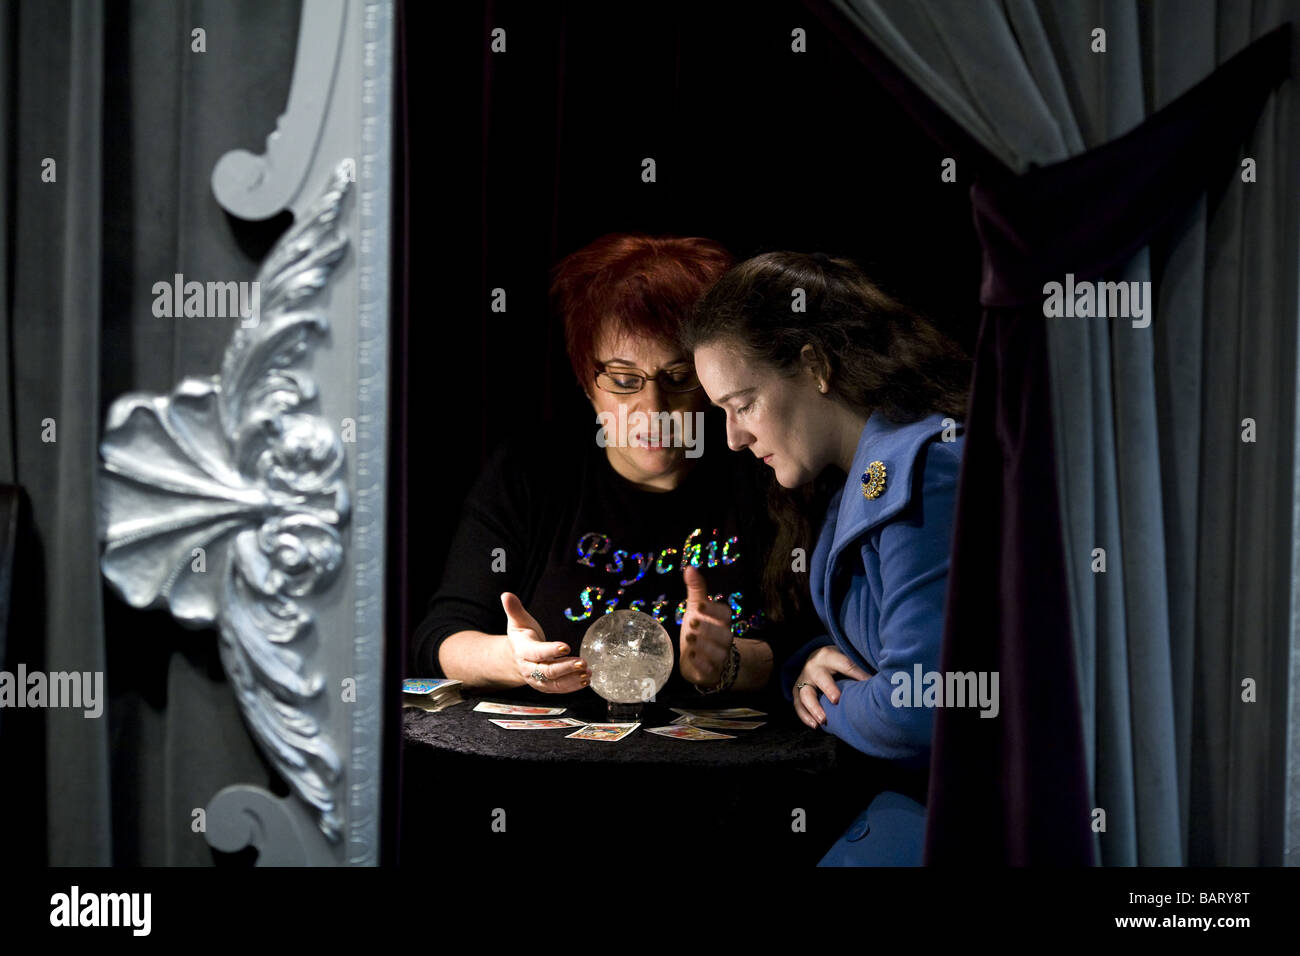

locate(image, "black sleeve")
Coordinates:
409 441 534 677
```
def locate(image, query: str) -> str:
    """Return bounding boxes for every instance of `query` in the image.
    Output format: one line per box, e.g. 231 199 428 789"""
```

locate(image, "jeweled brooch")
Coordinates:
861 460 887 499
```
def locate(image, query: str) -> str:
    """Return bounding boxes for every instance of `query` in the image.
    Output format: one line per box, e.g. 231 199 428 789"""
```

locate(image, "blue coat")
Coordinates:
781 410 964 769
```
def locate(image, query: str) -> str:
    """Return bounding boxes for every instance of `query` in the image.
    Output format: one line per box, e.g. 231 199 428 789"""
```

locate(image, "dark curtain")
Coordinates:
805 0 1295 864
0 0 305 865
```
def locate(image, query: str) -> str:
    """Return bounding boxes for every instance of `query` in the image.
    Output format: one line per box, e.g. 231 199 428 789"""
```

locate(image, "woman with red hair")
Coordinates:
411 234 778 698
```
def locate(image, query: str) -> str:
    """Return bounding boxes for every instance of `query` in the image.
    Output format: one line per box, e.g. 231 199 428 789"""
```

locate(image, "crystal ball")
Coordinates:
580 609 674 704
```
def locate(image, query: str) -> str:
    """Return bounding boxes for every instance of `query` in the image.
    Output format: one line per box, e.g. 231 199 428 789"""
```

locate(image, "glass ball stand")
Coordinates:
606 701 646 723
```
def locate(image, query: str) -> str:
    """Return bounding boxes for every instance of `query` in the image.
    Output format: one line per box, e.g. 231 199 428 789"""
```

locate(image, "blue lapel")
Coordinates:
811 410 959 653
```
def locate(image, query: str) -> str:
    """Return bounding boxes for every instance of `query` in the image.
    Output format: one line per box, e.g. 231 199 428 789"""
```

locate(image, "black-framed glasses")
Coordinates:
593 363 702 395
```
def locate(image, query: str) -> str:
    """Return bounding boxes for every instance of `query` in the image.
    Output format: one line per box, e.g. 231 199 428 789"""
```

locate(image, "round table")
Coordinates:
403 686 841 767
400 685 872 867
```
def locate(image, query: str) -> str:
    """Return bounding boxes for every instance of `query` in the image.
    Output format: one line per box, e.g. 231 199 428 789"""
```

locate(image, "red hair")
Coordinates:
550 234 733 389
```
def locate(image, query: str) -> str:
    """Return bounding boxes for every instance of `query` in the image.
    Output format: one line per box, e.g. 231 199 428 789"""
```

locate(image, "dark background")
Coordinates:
396 0 983 647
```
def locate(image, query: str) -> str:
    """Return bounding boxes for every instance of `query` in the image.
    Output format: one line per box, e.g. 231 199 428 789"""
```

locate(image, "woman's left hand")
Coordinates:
678 565 734 686
792 645 874 729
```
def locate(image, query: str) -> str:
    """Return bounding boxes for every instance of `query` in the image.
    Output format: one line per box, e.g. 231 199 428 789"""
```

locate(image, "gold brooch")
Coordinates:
861 461 887 499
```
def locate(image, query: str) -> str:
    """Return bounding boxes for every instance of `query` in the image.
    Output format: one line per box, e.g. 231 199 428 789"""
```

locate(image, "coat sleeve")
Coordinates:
818 439 960 763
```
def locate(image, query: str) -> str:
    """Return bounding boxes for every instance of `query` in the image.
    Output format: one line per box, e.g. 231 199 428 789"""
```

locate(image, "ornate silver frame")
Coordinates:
97 0 391 865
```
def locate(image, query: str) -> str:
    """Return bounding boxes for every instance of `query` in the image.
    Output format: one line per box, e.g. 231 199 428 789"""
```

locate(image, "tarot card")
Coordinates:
669 706 766 720
670 715 766 730
402 678 461 695
474 701 567 716
564 722 640 741
645 725 735 740
403 697 465 713
489 718 587 729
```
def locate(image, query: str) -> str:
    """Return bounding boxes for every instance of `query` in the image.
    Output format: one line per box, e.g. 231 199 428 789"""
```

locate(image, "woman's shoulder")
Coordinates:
869 410 963 453
463 426 595 519
832 411 964 543
867 411 963 480
483 424 592 475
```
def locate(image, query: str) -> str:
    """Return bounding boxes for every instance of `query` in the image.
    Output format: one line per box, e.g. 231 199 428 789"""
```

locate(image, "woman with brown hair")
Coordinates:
684 250 971 864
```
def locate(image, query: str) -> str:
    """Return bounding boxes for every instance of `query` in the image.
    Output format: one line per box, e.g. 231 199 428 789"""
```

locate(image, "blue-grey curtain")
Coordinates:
0 0 304 865
821 0 1299 864
0 0 111 866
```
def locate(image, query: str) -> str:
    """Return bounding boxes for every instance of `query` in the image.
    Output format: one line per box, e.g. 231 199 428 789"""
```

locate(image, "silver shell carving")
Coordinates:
98 162 354 843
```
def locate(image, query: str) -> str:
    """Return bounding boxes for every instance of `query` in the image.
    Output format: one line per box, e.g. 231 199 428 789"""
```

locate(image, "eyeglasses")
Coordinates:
594 363 702 394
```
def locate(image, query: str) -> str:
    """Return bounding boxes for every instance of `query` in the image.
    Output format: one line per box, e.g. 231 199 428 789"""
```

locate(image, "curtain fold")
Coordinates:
1 0 305 865
820 0 1299 864
925 307 1094 864
5 0 112 866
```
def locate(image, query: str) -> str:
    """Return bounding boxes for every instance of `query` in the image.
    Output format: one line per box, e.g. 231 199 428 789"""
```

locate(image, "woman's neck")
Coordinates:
604 447 697 493
834 404 873 475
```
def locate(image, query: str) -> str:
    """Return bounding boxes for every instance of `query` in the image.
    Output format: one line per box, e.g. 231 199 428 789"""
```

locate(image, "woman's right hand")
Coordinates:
501 592 589 694
792 644 873 729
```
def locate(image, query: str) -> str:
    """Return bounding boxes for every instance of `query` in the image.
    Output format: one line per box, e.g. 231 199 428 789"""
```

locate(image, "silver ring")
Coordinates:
530 668 547 683
795 681 810 690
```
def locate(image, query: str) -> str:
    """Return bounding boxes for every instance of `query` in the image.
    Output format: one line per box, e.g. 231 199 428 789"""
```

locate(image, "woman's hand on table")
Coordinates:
792 645 873 729
678 566 736 686
500 592 590 694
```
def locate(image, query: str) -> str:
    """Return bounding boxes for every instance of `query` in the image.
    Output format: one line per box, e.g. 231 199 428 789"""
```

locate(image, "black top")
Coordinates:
411 422 784 696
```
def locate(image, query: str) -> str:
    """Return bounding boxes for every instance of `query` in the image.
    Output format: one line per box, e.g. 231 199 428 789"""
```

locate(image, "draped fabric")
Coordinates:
0 0 303 865
1 0 112 868
811 0 1299 864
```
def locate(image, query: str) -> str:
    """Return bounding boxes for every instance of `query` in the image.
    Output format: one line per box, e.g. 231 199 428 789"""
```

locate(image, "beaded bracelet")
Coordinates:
696 642 741 695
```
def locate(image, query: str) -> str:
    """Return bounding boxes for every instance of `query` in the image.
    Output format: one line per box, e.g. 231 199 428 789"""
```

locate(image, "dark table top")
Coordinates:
402 684 842 772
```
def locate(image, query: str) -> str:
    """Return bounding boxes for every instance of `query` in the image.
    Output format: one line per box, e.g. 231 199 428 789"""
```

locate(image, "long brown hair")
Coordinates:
680 251 971 623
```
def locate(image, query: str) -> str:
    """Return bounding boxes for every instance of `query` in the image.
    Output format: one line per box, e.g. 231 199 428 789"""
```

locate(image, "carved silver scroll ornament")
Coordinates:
98 163 354 843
